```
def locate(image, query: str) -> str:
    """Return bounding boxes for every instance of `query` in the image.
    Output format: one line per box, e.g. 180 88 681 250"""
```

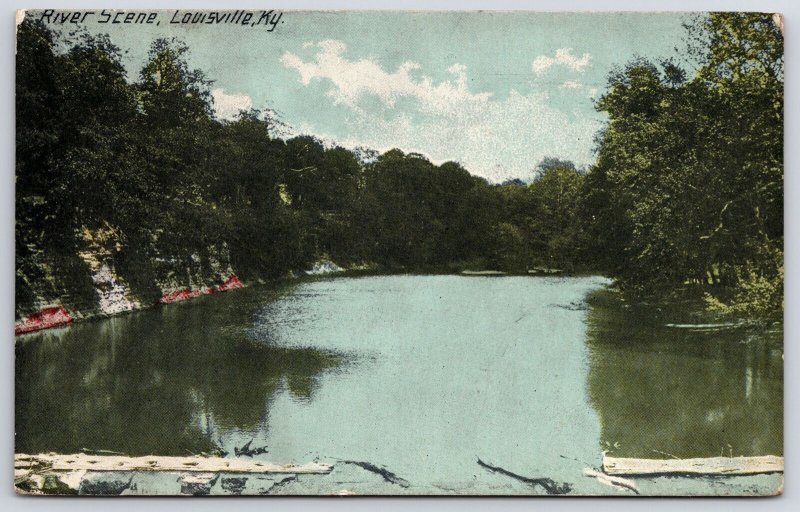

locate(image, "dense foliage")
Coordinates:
586 13 783 319
16 13 783 320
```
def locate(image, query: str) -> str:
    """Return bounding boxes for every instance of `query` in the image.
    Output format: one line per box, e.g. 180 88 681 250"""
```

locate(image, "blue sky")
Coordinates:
33 11 690 182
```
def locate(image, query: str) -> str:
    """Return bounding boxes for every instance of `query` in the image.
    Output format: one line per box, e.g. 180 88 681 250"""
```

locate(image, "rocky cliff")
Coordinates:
15 225 245 335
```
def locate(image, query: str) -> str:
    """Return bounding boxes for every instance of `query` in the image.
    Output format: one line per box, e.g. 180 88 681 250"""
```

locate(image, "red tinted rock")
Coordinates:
158 275 243 304
216 274 244 292
15 306 73 335
158 288 201 304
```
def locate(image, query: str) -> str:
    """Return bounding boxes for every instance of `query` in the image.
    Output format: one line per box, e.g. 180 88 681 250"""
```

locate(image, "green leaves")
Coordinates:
587 13 783 316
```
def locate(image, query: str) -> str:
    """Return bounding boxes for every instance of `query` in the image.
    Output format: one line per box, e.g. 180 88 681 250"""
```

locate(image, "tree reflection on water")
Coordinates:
15 285 340 456
585 288 783 459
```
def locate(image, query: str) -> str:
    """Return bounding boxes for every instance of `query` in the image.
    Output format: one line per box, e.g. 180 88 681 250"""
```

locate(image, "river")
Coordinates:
15 275 783 495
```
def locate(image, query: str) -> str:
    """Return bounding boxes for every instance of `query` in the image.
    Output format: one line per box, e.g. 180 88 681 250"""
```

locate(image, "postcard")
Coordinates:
14 9 783 496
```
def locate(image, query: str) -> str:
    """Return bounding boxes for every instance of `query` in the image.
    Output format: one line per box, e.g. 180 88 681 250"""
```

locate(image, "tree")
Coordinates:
534 157 579 179
529 163 586 269
130 38 218 279
16 21 138 311
586 13 783 317
16 20 70 310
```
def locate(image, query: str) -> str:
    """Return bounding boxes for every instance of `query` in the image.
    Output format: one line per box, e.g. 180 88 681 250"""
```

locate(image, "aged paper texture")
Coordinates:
15 9 783 496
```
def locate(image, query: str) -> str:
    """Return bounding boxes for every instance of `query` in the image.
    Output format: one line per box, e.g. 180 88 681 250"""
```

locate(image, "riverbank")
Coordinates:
15 254 360 336
14 256 591 337
14 273 244 336
15 258 775 338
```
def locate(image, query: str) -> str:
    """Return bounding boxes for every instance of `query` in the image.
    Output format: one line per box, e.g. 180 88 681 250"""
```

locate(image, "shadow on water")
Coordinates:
15 283 342 456
585 288 783 459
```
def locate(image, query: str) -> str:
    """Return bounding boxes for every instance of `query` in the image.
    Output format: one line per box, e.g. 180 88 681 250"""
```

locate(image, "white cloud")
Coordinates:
532 48 591 75
282 40 600 181
211 88 252 120
280 40 490 114
560 80 582 89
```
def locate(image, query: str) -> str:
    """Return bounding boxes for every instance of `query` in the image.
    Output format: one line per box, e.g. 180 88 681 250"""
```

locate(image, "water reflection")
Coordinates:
585 288 783 459
15 284 340 456
16 276 784 481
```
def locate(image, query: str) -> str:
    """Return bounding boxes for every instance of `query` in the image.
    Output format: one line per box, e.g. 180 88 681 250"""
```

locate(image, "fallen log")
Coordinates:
15 453 332 475
602 455 783 476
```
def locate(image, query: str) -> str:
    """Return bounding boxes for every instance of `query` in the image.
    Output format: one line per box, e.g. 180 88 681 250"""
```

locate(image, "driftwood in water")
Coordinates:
582 468 639 494
15 453 332 475
477 458 572 495
341 460 410 488
461 270 507 276
234 439 269 457
602 455 784 476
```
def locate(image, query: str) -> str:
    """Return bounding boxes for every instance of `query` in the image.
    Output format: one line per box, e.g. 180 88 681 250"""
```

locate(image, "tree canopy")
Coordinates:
16 13 783 320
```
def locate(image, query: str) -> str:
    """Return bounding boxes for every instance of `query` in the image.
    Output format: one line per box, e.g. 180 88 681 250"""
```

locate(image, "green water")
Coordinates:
586 288 783 460
15 275 783 495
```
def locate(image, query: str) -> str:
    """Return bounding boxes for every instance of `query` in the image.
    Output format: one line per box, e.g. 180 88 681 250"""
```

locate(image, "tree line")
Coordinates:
16 13 782 320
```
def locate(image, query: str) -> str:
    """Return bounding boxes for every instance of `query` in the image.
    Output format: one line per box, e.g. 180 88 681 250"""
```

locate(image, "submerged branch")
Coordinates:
340 460 410 488
234 439 269 457
476 458 572 495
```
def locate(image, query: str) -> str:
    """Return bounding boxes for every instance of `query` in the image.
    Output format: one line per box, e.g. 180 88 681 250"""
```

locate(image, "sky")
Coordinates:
31 10 691 182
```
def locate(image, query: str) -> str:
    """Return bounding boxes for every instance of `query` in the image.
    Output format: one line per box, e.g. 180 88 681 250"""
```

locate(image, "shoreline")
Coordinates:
14 264 595 338
18 267 776 339
14 273 244 337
